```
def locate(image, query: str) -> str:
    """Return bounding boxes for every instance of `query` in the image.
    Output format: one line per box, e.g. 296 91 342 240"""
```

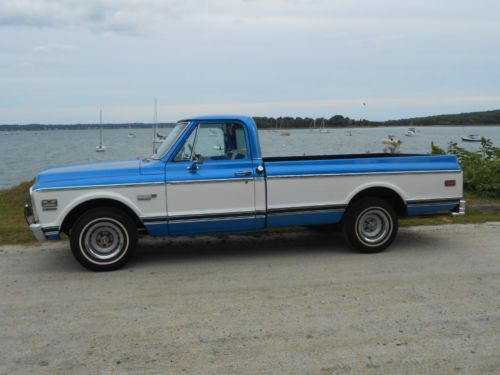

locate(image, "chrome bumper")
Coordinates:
452 199 466 216
29 223 47 241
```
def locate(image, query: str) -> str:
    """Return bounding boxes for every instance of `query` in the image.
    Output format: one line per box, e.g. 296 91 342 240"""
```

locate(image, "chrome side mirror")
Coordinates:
187 154 204 172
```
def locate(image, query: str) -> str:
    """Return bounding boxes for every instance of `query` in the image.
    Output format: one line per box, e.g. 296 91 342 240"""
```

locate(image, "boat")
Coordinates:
151 99 163 153
319 119 329 133
96 109 106 152
272 118 280 132
310 119 320 132
128 133 136 138
382 135 402 154
382 135 402 145
279 118 291 136
405 127 418 137
461 134 481 142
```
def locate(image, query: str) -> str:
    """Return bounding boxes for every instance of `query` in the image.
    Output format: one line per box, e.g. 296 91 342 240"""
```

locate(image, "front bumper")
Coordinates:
25 188 60 241
29 224 47 241
28 224 61 241
452 199 466 216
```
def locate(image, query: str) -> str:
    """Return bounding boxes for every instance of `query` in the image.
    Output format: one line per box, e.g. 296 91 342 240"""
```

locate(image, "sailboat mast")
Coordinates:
99 109 103 146
152 98 158 154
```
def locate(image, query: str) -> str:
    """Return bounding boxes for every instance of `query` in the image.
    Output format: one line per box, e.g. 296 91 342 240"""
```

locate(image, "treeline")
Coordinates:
385 109 500 126
255 109 500 129
254 116 371 129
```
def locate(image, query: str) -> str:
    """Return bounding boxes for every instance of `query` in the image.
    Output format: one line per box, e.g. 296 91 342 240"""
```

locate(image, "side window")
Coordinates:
193 123 248 161
174 127 197 161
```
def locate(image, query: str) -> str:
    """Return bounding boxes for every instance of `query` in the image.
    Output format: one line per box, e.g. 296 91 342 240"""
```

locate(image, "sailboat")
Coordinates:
96 109 106 152
152 99 163 154
279 117 291 136
319 119 329 133
311 119 319 132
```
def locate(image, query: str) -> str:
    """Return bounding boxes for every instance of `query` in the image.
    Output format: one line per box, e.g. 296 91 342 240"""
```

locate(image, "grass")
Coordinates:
401 210 500 227
0 181 499 246
463 191 500 205
0 180 36 245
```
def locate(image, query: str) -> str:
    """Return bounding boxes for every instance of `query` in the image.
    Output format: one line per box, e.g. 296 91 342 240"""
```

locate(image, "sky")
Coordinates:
1 0 499 124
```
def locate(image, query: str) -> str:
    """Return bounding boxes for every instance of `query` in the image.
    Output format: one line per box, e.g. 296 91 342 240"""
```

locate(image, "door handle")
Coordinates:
235 171 252 177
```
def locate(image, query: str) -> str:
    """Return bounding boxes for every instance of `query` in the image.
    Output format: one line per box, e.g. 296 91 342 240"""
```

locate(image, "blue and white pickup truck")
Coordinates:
25 115 465 271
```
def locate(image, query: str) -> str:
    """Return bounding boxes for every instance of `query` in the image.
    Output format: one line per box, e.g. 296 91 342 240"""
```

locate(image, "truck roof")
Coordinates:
179 115 254 123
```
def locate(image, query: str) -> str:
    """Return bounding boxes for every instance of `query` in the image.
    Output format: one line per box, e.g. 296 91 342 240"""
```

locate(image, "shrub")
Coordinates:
431 138 500 197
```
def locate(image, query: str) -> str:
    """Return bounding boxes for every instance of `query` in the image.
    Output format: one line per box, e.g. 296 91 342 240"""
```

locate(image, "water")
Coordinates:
1 126 499 189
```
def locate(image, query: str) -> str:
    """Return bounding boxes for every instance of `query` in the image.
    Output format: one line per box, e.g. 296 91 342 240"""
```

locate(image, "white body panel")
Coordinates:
266 171 462 210
32 184 167 228
166 179 255 217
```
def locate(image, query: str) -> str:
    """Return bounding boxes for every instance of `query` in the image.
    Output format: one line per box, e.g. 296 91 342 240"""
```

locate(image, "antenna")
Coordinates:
99 109 103 145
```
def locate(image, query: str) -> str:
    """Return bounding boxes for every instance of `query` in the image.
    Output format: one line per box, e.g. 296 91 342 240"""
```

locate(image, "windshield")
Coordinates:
152 122 188 159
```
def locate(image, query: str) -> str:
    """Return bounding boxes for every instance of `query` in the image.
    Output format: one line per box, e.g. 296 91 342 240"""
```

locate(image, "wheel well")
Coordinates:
348 187 407 216
60 199 144 235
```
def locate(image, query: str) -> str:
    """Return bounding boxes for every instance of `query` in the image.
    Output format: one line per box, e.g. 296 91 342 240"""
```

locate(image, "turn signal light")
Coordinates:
444 180 456 187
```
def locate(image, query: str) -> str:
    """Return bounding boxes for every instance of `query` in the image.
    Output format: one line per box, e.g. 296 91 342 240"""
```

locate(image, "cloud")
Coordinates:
0 0 498 38
33 43 77 54
0 0 193 35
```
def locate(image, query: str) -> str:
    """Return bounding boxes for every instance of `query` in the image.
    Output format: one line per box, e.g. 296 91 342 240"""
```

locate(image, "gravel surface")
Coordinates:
1 223 500 374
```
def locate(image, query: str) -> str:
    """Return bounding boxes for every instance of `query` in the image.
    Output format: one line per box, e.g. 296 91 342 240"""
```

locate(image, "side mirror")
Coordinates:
187 154 204 172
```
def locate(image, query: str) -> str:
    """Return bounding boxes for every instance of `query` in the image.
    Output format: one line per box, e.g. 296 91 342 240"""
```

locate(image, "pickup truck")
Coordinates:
25 115 466 271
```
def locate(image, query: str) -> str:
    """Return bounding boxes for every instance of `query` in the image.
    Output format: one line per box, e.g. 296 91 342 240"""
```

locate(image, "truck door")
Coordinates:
165 122 257 235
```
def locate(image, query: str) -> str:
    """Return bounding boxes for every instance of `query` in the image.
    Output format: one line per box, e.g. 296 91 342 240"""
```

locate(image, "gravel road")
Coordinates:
1 223 500 375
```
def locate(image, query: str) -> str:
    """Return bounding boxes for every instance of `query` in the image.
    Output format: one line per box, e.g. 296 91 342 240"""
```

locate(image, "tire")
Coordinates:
342 197 398 253
69 207 137 271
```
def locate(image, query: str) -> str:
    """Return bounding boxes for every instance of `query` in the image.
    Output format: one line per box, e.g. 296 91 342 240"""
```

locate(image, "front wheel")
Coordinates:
70 207 137 271
342 197 398 253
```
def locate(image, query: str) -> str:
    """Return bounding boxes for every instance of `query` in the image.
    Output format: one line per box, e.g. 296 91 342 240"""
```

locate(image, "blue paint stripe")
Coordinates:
267 209 345 228
144 223 168 236
169 217 256 236
407 203 458 216
45 233 61 241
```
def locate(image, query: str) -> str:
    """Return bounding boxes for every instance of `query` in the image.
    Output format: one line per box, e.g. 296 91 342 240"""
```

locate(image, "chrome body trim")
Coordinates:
29 224 46 241
166 177 254 185
267 170 461 179
34 181 165 192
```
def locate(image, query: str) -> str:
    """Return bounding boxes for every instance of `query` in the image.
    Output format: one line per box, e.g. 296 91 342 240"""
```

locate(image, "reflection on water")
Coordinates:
0 126 499 188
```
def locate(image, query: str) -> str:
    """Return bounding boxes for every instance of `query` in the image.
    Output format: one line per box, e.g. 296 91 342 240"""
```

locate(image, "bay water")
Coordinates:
1 125 498 189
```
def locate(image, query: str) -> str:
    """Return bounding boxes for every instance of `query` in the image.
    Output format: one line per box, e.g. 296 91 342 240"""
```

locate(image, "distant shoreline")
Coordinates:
1 123 499 132
1 109 500 131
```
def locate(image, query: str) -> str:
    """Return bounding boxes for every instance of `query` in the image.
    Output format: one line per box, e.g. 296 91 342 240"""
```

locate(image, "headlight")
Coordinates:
24 199 34 225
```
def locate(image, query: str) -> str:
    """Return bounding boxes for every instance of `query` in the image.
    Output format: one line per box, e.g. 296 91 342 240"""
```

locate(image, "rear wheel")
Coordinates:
70 207 137 271
342 197 398 253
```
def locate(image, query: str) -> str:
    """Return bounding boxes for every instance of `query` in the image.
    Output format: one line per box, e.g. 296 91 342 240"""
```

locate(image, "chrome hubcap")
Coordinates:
84 221 125 260
356 208 391 246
